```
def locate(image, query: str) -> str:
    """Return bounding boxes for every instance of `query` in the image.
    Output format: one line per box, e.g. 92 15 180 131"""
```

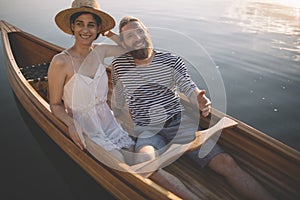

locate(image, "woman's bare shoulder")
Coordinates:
50 52 69 68
48 52 72 75
52 52 68 64
92 43 107 58
93 43 105 51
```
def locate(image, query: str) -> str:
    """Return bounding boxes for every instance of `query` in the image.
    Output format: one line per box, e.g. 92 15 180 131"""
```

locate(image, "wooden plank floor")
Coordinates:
165 156 244 200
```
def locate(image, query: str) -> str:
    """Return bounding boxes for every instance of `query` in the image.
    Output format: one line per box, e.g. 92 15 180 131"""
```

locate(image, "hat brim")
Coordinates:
55 7 115 35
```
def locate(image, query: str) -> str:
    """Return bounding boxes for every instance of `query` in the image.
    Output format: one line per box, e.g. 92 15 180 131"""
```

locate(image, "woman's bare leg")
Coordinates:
135 145 198 200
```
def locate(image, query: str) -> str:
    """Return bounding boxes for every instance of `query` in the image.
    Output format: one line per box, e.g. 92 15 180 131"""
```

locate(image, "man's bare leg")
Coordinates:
208 153 275 200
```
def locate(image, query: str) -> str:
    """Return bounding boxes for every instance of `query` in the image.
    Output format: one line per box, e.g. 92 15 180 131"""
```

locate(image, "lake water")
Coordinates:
0 0 299 199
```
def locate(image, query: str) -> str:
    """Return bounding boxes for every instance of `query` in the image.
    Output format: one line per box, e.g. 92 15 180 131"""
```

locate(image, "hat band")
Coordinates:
81 6 93 8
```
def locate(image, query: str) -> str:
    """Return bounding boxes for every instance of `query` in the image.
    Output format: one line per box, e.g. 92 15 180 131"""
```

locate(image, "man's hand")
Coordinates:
197 90 211 117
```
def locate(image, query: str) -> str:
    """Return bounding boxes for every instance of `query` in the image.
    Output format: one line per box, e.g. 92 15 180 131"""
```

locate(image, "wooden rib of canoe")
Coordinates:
1 20 299 200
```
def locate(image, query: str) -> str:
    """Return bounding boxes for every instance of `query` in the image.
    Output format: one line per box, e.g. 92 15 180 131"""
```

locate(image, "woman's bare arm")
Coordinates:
102 30 122 46
100 30 127 58
48 54 86 150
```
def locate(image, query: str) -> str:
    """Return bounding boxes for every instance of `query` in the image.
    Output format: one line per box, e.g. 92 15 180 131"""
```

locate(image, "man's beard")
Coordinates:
128 36 152 60
129 48 150 60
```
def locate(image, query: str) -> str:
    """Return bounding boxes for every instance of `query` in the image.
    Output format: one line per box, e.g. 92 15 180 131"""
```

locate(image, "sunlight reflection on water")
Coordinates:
223 0 300 61
224 1 300 35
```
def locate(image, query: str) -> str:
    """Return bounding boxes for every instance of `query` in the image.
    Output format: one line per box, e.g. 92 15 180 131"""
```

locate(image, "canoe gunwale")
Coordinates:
1 19 299 200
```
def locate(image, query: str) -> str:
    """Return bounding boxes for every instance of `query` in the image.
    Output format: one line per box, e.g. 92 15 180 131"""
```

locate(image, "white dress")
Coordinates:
62 50 134 151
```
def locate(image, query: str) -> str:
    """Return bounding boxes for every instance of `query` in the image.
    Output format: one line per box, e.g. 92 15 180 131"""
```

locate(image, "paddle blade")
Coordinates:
190 117 238 151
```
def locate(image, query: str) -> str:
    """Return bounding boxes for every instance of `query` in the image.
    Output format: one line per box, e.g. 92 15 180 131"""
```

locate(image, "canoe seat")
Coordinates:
21 63 50 101
20 62 49 81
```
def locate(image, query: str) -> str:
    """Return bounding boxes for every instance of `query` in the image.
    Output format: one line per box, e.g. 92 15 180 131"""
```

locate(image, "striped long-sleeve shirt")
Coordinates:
111 50 197 126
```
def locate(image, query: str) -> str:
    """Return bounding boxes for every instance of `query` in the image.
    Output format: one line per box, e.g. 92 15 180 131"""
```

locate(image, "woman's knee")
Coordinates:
135 145 156 163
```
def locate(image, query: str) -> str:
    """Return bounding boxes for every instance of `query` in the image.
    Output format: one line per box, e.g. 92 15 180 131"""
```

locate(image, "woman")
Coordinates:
48 0 134 163
48 2 209 198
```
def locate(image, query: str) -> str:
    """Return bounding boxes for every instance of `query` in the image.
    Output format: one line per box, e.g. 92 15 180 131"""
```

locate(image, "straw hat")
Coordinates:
55 0 115 35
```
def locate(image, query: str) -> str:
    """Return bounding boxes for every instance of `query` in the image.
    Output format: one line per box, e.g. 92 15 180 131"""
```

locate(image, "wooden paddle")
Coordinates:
129 116 238 174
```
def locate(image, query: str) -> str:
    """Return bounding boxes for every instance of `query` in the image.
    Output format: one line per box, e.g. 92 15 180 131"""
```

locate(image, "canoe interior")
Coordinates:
7 31 56 101
2 20 300 200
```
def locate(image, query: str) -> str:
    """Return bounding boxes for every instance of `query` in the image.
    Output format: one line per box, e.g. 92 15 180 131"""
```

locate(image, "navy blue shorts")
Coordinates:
134 112 224 168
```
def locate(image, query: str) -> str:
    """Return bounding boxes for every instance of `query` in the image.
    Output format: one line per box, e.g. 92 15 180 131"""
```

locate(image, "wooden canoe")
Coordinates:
1 20 299 200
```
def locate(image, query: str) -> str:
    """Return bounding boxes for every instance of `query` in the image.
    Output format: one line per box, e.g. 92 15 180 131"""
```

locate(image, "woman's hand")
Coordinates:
102 31 110 37
67 121 86 150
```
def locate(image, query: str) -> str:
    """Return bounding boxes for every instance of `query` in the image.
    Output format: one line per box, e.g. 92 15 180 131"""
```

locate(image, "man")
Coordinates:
111 16 274 200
